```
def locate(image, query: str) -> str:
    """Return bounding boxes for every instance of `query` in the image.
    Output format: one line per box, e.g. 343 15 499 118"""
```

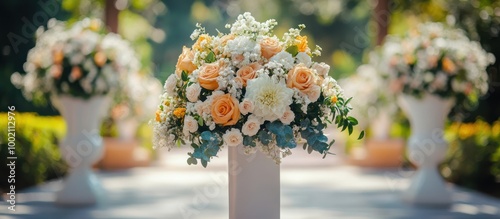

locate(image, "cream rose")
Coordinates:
223 128 243 147
296 52 312 67
311 62 330 77
239 99 254 115
306 85 321 102
186 83 202 102
287 63 317 93
198 62 221 90
279 107 295 125
175 46 197 77
260 37 281 59
211 93 240 126
242 118 261 136
236 63 260 86
164 74 177 96
183 115 199 134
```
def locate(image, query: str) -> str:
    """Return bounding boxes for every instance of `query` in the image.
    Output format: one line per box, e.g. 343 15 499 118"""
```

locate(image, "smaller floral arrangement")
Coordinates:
152 13 362 167
11 18 140 101
379 22 495 104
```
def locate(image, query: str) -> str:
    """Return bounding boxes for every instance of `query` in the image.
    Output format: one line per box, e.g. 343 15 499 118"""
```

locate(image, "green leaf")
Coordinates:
307 145 313 154
358 130 365 140
347 116 358 125
302 143 307 150
187 157 198 165
197 117 204 126
286 45 299 56
181 71 189 81
348 124 353 135
205 51 216 63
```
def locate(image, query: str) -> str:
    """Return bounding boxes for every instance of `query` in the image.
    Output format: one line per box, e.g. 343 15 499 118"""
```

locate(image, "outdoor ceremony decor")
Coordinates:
11 18 140 205
380 22 495 206
151 12 362 219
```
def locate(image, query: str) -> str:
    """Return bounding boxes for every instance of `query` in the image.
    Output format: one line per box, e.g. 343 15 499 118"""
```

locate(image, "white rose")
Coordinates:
279 107 295 125
270 51 294 70
296 52 312 67
183 115 198 134
242 118 261 136
223 128 243 147
312 62 330 77
306 85 321 102
239 99 254 115
164 74 177 96
186 83 202 102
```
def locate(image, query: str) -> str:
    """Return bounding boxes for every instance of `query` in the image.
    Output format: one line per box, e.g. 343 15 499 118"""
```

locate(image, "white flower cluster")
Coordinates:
11 18 140 100
379 22 495 99
152 12 355 165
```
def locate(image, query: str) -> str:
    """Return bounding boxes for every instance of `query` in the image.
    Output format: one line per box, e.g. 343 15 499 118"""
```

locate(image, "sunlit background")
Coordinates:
0 0 500 218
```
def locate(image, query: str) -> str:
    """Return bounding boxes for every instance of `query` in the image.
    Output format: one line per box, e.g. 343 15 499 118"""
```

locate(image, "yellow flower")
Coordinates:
94 51 107 67
89 19 101 32
155 109 162 122
164 100 171 107
173 108 186 119
295 35 309 53
330 95 338 104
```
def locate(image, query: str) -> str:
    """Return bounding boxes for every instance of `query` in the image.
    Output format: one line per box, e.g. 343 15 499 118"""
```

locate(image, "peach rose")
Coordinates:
175 46 197 77
198 62 221 90
211 93 240 126
52 48 64 65
236 62 260 86
222 128 243 147
51 65 63 79
70 66 83 81
295 35 309 53
442 57 456 74
242 118 260 136
94 51 107 67
279 107 295 125
260 37 281 59
239 99 254 115
287 63 317 93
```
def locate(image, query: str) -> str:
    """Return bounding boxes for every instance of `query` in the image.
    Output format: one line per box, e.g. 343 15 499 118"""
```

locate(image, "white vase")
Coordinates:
228 146 280 219
398 94 454 206
54 95 111 206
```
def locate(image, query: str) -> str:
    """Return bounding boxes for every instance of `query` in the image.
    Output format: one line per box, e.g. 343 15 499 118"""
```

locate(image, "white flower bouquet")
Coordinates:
152 13 362 166
11 18 140 100
379 22 495 104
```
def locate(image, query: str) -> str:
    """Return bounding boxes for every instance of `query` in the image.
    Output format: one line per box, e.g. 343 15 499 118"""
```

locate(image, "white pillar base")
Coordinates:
228 146 280 219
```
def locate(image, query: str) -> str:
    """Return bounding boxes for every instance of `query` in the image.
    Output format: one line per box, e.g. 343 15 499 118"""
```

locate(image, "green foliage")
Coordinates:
0 113 68 191
442 120 500 197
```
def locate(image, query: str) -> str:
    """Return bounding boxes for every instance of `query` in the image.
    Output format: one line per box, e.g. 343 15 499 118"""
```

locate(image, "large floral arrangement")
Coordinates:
11 18 139 100
152 13 361 167
379 22 495 104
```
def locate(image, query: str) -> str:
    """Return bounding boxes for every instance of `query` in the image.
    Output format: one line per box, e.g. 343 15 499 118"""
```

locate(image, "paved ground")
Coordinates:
1 149 500 219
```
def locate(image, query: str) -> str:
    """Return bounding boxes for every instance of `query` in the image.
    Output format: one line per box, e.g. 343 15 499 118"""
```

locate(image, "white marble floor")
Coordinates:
1 149 500 219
